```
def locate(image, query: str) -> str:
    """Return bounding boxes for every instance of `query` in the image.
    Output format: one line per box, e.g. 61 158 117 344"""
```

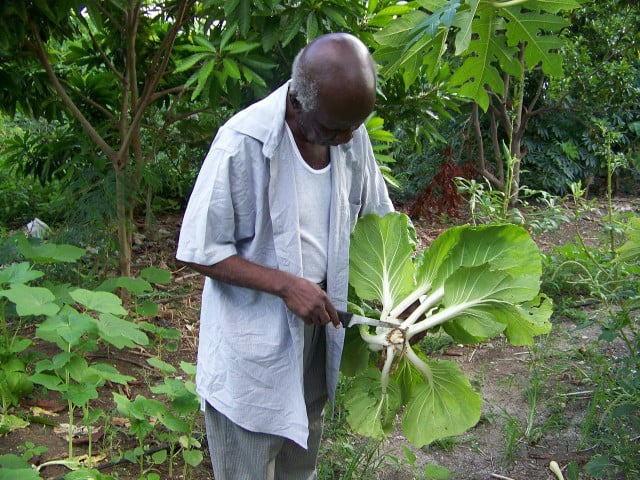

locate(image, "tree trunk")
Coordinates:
115 167 132 279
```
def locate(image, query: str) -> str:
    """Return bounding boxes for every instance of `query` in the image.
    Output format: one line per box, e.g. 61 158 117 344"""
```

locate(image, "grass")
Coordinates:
1 180 638 479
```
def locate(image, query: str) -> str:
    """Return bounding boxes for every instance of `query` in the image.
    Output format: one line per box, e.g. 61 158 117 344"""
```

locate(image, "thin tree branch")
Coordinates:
92 0 124 31
472 103 503 187
122 0 193 156
26 18 117 161
149 85 185 102
75 11 124 81
61 81 117 122
488 104 505 184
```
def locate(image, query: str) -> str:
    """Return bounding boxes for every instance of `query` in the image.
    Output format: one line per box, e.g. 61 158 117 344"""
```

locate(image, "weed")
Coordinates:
502 414 522 463
540 174 639 478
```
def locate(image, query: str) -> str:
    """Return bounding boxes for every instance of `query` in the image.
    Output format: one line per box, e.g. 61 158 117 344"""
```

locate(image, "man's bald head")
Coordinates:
290 33 377 117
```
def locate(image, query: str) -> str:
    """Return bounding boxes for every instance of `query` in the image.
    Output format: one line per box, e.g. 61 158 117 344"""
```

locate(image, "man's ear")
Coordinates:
289 93 302 111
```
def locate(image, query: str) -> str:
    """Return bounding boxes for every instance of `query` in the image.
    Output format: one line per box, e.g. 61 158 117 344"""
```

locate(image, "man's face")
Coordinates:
293 91 373 146
295 107 363 146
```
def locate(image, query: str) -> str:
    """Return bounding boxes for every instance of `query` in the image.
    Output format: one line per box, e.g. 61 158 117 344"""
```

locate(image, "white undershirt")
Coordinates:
284 125 332 284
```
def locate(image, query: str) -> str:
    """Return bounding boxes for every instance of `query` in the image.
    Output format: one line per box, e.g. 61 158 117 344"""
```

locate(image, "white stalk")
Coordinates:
404 344 432 383
380 345 396 392
400 286 445 328
406 302 475 338
549 461 565 480
358 325 389 348
389 282 432 319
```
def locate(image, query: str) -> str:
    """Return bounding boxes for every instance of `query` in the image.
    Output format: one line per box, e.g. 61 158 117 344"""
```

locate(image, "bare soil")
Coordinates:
1 196 637 480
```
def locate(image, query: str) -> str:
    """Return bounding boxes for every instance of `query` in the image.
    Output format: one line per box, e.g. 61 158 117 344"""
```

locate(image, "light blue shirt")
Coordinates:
176 82 394 448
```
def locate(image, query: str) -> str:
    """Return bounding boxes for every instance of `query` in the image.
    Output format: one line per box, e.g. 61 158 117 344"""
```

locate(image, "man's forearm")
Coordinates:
180 256 340 327
182 255 301 298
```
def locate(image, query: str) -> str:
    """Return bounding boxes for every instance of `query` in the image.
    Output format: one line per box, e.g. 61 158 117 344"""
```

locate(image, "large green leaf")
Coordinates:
419 223 542 296
349 213 416 311
344 212 552 447
505 294 553 345
502 7 569 76
344 368 402 439
36 310 97 350
373 0 579 108
96 313 149 349
449 8 513 111
0 262 44 286
69 288 127 316
402 358 482 447
1 284 59 317
16 236 85 263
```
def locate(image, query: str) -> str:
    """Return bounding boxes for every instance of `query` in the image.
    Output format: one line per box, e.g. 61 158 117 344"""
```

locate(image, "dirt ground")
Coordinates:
1 196 637 480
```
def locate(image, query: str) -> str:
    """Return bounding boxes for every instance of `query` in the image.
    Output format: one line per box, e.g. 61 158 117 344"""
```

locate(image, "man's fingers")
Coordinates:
325 304 341 329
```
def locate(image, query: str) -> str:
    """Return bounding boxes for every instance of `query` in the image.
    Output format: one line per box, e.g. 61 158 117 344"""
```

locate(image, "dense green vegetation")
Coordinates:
0 1 638 479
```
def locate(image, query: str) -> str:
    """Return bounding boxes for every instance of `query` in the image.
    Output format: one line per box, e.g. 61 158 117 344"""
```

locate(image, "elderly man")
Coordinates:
176 32 394 479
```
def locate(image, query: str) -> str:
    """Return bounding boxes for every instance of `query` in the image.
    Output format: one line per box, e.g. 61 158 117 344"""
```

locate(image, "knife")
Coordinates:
337 310 401 329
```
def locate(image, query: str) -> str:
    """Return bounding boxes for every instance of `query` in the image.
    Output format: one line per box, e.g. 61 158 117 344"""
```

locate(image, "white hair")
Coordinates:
290 50 318 112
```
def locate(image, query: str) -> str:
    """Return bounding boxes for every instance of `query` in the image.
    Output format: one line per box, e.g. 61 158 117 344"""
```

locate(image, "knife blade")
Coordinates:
337 310 401 329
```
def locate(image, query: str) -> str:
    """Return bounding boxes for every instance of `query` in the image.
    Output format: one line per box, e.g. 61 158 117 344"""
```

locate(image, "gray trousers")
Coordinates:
204 324 328 480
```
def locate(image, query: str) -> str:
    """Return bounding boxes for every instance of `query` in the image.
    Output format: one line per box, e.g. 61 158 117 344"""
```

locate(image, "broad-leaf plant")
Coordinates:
341 212 552 446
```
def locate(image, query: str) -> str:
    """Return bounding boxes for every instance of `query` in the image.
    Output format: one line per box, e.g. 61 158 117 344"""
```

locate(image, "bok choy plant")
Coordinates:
341 212 552 447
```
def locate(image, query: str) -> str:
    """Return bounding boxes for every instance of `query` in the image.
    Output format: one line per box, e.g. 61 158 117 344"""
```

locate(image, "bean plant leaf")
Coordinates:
0 453 43 480
183 449 204 467
69 288 127 316
115 277 153 295
96 313 149 349
1 284 59 317
37 311 96 349
0 262 44 286
63 382 99 406
16 236 85 263
140 266 171 284
92 363 136 385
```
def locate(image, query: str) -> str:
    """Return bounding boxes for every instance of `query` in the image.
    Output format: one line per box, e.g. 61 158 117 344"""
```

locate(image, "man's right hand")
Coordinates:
279 275 341 328
179 256 341 328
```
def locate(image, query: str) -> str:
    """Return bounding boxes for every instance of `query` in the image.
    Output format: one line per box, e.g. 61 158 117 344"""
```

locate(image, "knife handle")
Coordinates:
336 310 352 328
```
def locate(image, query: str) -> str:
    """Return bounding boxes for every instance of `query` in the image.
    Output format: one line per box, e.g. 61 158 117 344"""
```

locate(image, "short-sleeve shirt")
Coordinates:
176 81 394 448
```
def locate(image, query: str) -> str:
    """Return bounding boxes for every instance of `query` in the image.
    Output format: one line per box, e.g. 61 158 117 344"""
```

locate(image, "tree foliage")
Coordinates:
0 0 638 273
371 0 583 202
0 0 369 276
